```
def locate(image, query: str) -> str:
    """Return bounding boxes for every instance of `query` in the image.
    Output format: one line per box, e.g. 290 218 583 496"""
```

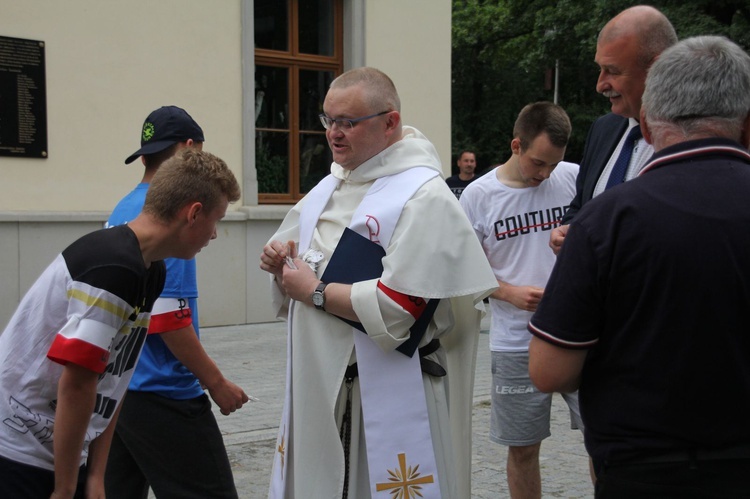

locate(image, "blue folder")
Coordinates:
321 227 438 357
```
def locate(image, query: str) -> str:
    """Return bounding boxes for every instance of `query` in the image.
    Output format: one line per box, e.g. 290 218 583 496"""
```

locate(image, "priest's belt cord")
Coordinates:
339 338 445 499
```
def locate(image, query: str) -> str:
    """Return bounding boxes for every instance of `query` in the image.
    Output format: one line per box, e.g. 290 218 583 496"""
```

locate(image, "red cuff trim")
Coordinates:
148 309 192 334
47 335 108 373
377 281 427 320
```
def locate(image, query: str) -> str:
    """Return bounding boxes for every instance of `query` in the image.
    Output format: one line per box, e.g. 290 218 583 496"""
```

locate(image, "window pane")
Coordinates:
255 66 288 130
255 0 288 51
299 133 332 194
298 0 334 56
257 131 289 194
299 70 334 131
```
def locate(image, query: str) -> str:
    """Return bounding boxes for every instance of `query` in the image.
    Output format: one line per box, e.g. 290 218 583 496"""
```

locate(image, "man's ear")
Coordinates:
510 137 522 156
184 202 203 226
640 108 653 145
385 111 401 132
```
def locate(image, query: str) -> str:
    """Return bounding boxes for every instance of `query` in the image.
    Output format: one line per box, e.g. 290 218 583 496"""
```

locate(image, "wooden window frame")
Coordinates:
255 0 344 204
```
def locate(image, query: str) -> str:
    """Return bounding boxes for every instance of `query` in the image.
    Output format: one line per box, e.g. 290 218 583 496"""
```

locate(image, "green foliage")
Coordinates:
452 0 750 172
256 135 288 194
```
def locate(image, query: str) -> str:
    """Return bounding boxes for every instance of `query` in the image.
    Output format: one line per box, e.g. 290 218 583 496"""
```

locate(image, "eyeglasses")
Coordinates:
318 111 390 130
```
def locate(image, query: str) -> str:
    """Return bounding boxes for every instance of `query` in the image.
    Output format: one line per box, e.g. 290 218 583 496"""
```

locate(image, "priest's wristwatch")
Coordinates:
312 282 328 310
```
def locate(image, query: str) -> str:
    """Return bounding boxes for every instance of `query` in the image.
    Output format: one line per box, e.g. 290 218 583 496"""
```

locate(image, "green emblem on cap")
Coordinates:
142 122 155 142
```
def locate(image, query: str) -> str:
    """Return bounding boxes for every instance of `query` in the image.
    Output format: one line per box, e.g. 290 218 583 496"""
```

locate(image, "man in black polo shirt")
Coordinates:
527 36 750 497
445 150 478 199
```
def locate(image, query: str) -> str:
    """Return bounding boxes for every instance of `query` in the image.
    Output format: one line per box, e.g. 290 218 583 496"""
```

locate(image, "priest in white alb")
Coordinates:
260 67 497 499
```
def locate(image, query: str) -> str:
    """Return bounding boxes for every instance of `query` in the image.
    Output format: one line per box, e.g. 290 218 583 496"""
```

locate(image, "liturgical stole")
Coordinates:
270 166 442 498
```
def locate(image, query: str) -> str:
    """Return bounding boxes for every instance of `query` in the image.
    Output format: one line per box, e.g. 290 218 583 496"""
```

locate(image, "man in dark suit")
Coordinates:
549 6 677 254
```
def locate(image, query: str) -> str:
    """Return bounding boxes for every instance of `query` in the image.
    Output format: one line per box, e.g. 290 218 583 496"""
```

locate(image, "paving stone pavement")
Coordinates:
149 313 593 498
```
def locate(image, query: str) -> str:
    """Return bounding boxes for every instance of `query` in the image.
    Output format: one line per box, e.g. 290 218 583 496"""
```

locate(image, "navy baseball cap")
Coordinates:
124 106 205 164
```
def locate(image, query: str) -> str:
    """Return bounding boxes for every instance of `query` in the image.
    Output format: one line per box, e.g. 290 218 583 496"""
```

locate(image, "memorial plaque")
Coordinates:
0 35 47 158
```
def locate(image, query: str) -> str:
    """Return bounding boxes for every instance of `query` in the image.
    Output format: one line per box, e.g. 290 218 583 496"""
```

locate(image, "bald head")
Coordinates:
595 6 676 119
330 67 402 114
599 6 677 68
323 67 403 170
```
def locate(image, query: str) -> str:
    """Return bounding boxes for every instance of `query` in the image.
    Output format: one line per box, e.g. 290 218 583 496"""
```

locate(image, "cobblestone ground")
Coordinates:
470 397 593 498
222 395 592 499
147 319 593 498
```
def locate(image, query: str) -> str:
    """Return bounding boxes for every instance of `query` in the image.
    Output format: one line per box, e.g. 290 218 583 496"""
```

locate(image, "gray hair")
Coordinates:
642 36 750 141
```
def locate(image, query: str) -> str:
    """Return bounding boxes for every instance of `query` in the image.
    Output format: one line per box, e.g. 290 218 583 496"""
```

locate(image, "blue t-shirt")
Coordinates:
107 183 203 399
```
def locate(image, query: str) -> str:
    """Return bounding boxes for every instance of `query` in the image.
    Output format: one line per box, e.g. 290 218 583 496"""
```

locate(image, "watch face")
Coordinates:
312 292 324 306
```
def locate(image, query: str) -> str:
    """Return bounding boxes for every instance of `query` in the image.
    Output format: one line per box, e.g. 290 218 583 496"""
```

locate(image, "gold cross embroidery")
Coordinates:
375 452 434 498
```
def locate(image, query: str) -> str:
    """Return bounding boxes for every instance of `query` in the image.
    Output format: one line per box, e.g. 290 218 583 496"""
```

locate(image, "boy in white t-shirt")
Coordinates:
460 102 583 498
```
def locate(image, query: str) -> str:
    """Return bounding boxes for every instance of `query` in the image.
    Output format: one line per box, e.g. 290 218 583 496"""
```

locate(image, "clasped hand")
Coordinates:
260 240 320 303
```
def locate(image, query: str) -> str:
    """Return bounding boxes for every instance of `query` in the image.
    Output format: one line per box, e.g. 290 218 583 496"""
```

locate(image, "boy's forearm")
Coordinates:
53 363 99 497
161 325 224 388
85 401 123 494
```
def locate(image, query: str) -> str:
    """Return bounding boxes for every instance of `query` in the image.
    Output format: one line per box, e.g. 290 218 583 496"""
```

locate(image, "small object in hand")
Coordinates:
248 394 260 402
284 244 297 269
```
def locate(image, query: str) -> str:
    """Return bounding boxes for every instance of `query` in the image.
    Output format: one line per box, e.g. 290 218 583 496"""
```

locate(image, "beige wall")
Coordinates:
1 0 244 211
0 214 107 330
364 0 452 175
0 213 283 330
0 0 453 329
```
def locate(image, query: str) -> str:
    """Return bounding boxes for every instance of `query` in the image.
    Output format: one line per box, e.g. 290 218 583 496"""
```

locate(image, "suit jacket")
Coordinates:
562 113 629 224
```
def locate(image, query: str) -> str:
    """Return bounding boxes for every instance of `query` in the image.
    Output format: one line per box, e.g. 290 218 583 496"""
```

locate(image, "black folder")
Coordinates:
321 227 438 357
